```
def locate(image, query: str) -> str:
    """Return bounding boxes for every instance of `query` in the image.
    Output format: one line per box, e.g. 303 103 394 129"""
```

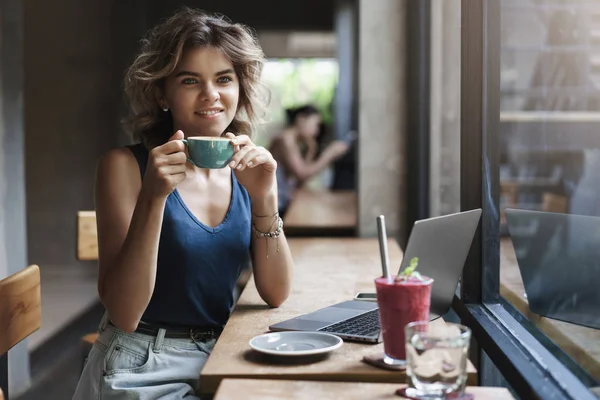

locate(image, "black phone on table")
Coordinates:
354 292 377 302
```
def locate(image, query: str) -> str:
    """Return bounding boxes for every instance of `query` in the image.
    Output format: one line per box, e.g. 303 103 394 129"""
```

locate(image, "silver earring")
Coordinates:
162 106 169 112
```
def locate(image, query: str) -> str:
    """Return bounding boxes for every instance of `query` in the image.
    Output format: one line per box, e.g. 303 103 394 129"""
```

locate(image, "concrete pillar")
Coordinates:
358 0 407 242
0 0 31 395
334 0 357 140
429 0 443 217
429 0 461 217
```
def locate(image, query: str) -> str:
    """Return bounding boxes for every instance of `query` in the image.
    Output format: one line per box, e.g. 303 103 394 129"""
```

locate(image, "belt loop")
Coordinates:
153 328 166 353
98 310 109 332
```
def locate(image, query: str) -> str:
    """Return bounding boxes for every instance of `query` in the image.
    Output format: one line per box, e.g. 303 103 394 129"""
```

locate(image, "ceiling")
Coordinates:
151 0 335 32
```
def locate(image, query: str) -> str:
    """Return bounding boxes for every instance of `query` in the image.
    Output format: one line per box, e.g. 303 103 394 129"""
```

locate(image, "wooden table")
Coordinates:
200 238 476 394
500 238 600 381
214 379 515 400
283 189 357 236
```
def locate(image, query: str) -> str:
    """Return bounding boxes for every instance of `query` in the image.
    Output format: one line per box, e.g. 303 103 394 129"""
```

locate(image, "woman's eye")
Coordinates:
217 76 233 84
182 78 197 84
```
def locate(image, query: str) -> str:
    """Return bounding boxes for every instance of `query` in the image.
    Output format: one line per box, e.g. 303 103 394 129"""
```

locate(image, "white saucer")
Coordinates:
249 331 343 356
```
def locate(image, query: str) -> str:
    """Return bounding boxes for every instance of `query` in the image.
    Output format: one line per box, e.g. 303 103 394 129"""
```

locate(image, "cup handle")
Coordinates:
180 139 196 166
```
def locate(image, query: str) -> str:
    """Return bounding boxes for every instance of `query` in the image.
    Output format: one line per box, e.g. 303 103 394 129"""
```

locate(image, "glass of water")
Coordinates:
405 321 471 399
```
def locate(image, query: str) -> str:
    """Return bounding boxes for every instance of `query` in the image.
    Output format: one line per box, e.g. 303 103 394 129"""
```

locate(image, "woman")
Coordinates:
72 7 293 399
270 105 350 217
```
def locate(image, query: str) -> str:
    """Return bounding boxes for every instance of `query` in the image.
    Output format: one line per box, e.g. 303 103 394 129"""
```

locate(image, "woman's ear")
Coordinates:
154 87 168 111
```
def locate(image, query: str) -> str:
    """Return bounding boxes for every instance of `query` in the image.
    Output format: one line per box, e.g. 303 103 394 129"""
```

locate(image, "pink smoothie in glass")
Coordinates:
375 276 433 362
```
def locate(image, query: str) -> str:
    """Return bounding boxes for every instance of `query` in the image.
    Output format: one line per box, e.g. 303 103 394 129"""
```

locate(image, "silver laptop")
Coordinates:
505 208 600 329
269 209 482 343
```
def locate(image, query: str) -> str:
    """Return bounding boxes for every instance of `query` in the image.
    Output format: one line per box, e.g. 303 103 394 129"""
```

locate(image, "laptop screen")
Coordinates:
505 209 600 329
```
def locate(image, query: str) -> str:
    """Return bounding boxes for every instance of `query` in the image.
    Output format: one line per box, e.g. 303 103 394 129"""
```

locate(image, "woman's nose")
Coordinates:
200 82 219 103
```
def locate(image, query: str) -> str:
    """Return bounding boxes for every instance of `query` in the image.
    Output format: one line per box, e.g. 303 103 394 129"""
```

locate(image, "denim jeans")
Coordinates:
72 314 217 400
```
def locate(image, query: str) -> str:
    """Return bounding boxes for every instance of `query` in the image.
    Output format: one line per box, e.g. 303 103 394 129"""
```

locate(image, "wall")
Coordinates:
358 0 407 242
112 0 151 146
1 0 30 395
24 0 123 269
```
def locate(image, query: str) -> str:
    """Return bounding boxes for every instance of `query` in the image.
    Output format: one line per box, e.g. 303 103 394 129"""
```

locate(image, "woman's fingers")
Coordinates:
230 134 252 146
225 133 275 171
250 148 277 170
158 164 187 175
159 137 186 155
168 130 185 142
224 132 241 152
166 151 187 165
151 148 187 169
236 148 263 170
229 146 253 169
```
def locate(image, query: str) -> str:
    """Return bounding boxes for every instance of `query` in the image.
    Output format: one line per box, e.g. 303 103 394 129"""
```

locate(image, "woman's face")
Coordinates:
296 113 321 139
161 46 240 137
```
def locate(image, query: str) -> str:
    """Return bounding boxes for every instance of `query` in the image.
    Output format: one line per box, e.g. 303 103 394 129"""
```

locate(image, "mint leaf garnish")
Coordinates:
402 257 419 276
396 257 420 281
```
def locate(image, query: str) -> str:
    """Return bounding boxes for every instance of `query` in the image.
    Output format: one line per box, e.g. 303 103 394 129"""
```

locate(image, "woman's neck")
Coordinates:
286 126 310 145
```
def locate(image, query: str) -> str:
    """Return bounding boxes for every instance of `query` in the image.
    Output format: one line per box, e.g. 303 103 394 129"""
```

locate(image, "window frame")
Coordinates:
0 354 6 398
456 1 598 399
406 0 431 237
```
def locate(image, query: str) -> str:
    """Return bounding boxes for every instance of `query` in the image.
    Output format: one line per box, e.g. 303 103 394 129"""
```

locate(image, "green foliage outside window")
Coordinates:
262 58 338 128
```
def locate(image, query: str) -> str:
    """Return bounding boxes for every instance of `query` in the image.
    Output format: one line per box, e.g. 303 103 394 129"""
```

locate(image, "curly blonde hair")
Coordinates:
123 7 269 147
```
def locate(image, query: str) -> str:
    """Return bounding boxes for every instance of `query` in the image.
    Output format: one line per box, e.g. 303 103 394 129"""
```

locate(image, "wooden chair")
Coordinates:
541 192 568 213
0 265 42 399
77 211 98 261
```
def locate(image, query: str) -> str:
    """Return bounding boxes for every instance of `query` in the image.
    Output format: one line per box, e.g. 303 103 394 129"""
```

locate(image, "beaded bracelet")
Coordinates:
252 210 279 219
252 216 284 257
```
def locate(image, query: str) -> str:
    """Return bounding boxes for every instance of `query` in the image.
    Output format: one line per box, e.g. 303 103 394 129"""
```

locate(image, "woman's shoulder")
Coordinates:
99 146 137 166
271 131 295 152
97 146 143 180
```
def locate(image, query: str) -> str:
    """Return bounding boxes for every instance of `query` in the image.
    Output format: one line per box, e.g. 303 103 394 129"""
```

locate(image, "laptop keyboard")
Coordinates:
319 309 380 337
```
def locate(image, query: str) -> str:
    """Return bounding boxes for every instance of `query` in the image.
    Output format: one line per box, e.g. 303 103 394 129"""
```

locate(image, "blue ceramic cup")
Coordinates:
181 136 234 169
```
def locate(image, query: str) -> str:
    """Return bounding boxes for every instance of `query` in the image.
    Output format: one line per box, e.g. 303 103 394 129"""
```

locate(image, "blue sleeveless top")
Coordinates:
128 144 252 328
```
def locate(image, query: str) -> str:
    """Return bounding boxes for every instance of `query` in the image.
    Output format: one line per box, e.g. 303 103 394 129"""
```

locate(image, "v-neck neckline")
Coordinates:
173 171 236 233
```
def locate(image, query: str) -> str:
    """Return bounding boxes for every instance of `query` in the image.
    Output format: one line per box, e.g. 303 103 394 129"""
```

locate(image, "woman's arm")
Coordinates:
278 135 349 184
226 133 294 307
304 138 318 163
95 149 164 332
249 194 294 307
96 134 187 332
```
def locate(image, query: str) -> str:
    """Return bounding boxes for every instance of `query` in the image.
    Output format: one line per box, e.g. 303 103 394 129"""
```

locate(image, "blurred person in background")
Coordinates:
270 104 351 217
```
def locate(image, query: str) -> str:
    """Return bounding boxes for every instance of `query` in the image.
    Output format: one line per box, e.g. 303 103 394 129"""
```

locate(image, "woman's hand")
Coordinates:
322 140 350 161
225 132 277 200
141 130 187 199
